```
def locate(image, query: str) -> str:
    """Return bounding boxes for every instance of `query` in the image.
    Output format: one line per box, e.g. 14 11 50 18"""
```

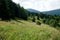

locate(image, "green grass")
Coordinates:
0 20 60 40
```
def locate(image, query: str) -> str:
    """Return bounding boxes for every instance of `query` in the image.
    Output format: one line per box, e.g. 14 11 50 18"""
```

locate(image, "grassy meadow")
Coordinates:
0 20 60 40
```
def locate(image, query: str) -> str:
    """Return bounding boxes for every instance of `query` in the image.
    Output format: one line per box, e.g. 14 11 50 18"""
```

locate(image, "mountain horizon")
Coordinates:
26 8 40 13
27 8 60 15
42 9 60 15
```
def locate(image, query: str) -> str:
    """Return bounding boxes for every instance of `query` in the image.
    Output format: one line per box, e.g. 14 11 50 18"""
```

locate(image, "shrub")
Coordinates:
43 19 46 23
32 17 35 22
36 21 41 25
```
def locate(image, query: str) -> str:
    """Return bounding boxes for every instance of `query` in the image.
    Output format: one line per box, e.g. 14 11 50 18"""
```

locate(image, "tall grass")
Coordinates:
0 20 60 40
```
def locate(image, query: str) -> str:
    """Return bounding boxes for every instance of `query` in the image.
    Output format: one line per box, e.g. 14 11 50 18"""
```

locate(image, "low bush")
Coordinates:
36 21 41 25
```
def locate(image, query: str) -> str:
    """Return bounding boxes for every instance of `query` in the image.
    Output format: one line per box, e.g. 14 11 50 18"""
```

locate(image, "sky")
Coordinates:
12 0 60 12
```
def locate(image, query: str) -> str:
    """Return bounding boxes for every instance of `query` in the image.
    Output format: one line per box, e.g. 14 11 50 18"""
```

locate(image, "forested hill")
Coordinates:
0 0 60 28
0 0 28 20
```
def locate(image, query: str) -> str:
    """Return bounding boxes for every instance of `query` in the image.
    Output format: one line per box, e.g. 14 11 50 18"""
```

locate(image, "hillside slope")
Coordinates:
0 20 60 40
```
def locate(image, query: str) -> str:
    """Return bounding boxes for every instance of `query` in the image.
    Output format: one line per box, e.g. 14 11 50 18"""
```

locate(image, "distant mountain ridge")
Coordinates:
27 9 40 13
27 8 60 15
42 9 60 15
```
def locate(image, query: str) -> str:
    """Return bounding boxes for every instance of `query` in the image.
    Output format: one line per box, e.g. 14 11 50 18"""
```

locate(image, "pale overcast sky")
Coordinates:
12 0 60 12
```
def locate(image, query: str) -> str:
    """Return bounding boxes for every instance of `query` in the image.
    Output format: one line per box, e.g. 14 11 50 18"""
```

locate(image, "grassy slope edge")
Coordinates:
0 20 60 40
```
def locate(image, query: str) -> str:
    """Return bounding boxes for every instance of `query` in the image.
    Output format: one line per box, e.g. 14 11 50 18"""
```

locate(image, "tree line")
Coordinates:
0 0 28 20
29 11 60 27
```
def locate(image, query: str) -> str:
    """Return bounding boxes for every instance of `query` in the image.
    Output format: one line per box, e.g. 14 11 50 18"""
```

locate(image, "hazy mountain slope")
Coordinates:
27 9 40 13
42 9 60 15
27 8 60 15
